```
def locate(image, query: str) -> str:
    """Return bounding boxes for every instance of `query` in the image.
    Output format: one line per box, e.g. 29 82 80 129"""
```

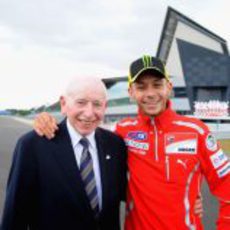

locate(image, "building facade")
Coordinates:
104 7 230 121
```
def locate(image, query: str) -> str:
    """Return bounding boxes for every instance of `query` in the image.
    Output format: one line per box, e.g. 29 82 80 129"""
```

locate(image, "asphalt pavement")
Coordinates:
0 116 32 220
0 116 218 229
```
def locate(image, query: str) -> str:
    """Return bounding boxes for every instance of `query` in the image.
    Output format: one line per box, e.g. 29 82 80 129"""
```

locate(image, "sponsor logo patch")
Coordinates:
206 133 217 151
217 161 230 178
165 133 197 154
210 149 228 169
127 131 147 141
125 139 149 150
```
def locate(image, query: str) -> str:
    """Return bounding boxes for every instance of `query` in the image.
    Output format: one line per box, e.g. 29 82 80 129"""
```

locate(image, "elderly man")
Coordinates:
1 77 127 230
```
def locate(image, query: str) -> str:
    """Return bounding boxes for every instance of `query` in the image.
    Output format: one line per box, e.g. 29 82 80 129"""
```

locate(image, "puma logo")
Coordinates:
177 159 188 169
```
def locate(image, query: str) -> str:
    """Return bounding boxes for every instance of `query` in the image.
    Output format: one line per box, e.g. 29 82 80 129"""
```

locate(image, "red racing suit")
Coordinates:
115 101 230 230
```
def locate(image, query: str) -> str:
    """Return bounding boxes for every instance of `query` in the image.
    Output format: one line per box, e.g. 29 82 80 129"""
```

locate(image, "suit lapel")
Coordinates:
52 123 111 216
95 128 109 211
52 120 93 214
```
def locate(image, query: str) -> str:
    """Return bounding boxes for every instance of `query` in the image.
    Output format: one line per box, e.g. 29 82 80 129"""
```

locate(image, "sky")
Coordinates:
0 0 229 110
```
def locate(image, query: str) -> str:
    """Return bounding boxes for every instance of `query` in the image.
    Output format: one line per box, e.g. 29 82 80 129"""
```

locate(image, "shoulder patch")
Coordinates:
206 133 218 151
217 162 230 178
210 149 228 169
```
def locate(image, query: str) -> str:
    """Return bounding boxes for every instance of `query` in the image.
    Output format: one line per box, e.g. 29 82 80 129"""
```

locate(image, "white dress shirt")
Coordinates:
66 119 102 210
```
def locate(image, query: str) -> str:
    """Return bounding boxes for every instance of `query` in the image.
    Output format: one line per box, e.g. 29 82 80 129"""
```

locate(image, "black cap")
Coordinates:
128 55 170 85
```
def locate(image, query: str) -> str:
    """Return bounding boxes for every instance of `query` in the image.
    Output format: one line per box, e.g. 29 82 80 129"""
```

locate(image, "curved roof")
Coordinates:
156 7 229 62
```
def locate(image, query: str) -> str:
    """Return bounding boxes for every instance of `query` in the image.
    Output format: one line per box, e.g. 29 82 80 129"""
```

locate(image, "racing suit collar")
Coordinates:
137 100 175 128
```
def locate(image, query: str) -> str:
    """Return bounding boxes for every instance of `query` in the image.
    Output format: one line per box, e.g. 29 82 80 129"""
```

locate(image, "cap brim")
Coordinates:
131 67 166 83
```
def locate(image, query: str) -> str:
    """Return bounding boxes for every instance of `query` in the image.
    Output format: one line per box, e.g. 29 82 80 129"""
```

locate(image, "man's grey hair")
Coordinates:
64 76 108 100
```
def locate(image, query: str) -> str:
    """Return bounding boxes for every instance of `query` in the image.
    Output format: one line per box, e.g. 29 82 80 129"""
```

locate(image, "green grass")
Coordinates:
219 139 230 155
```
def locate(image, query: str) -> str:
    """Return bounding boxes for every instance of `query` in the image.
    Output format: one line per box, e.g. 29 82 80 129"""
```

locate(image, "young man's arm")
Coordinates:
199 128 230 229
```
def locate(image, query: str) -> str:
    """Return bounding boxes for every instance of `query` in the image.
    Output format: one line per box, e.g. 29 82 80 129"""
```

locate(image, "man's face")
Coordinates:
60 88 107 136
129 73 172 117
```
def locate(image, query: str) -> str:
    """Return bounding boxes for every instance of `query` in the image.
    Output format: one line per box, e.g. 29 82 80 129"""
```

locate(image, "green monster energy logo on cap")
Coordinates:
142 55 152 68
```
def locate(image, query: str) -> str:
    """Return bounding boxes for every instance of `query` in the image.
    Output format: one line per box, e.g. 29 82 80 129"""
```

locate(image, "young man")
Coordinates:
116 55 230 229
1 77 127 230
32 56 220 229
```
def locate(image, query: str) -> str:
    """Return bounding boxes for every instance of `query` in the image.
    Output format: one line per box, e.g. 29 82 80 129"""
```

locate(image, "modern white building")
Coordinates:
103 7 230 121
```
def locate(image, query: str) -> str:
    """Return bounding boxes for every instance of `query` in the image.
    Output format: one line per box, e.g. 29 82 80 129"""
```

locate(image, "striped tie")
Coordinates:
79 138 99 217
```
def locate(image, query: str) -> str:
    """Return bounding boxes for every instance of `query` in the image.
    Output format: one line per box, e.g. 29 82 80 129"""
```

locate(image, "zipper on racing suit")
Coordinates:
165 155 170 181
151 118 159 161
151 118 170 181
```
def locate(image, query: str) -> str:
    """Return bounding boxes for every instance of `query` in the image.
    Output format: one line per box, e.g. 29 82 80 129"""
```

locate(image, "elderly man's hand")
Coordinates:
33 112 58 139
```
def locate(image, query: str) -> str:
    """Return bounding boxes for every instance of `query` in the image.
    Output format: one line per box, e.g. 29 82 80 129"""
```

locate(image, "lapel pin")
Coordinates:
106 155 111 160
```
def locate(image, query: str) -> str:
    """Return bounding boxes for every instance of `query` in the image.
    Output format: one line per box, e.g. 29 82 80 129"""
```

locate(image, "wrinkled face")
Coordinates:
129 74 172 117
60 88 107 136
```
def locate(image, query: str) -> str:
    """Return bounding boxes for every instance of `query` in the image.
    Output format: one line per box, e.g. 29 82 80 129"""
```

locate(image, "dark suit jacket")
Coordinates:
1 120 127 230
